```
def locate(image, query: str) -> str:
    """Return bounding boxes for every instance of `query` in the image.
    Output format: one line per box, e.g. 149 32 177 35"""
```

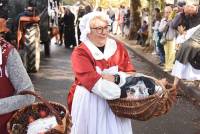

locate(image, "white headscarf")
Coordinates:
79 11 112 42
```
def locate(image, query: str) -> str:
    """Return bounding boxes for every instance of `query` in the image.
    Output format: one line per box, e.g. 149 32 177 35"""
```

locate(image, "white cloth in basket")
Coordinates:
27 116 58 134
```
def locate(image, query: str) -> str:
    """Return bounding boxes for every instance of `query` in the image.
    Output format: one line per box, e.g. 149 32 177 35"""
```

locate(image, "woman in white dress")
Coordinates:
67 11 136 134
172 4 200 87
172 24 200 86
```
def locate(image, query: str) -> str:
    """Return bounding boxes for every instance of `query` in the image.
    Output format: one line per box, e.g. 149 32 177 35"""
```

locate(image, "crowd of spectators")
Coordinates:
135 1 200 87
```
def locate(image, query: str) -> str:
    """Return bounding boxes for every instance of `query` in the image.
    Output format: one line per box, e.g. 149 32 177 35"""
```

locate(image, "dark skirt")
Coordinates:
176 39 200 69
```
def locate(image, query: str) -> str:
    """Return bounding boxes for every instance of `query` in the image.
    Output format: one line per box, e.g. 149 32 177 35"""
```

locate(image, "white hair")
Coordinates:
79 11 112 42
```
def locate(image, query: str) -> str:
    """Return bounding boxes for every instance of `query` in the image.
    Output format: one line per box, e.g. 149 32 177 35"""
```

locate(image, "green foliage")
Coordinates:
62 0 76 5
158 0 165 11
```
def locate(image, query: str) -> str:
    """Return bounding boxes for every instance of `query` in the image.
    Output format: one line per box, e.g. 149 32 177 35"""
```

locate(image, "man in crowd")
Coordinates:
63 8 76 48
136 20 148 47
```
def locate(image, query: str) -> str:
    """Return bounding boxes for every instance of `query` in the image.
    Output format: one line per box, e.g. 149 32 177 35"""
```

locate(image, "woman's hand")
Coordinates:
158 78 168 87
101 74 115 82
175 44 180 51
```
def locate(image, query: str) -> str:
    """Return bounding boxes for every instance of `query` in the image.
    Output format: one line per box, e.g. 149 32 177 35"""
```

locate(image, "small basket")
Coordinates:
7 91 72 134
108 75 177 121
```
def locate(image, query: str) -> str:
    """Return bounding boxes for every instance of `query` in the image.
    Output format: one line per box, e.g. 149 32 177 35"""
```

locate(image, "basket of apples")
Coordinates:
7 91 72 134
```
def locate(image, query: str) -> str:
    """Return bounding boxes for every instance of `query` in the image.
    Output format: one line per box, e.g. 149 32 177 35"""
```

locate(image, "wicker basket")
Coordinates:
108 75 177 121
7 91 72 134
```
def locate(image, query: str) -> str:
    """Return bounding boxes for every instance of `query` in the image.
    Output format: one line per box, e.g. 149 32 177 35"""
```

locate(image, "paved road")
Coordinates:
30 44 74 106
30 44 200 134
130 53 200 134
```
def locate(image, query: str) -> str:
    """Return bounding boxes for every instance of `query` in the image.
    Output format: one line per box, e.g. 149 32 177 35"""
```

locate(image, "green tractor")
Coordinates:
0 0 60 73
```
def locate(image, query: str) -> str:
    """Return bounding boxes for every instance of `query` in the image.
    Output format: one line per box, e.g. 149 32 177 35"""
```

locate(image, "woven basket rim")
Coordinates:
7 101 69 133
108 83 175 102
9 101 68 119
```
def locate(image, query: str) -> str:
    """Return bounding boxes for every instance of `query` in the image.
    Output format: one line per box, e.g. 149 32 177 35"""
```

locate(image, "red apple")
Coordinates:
39 110 47 118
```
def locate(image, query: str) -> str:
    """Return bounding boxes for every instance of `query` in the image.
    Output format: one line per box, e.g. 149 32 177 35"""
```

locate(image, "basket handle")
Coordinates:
18 90 63 125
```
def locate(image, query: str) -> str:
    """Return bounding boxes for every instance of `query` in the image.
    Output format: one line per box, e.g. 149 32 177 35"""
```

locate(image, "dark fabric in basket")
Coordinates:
121 76 156 98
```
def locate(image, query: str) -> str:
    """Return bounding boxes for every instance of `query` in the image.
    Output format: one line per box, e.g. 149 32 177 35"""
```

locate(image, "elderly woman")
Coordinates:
67 11 135 134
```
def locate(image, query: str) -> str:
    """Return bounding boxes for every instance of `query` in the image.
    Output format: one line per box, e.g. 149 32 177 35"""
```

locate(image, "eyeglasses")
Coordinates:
90 25 111 34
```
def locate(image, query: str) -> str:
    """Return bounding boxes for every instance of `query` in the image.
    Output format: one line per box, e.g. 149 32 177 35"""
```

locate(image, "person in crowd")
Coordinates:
119 5 125 36
171 1 189 34
172 24 200 87
76 5 92 45
48 0 59 27
63 8 76 48
123 8 131 38
96 6 102 12
186 4 200 28
152 8 164 66
15 6 34 28
0 37 35 134
76 6 85 45
68 11 136 134
84 5 92 14
114 5 125 35
152 8 162 56
57 5 65 46
172 4 200 87
141 8 149 25
159 6 177 72
113 7 120 35
107 7 115 33
136 20 148 46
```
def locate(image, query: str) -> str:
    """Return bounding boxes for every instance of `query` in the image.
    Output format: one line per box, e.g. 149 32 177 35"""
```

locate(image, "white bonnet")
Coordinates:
79 11 112 42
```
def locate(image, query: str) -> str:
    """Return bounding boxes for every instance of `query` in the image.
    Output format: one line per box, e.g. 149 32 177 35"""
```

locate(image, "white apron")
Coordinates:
71 85 133 134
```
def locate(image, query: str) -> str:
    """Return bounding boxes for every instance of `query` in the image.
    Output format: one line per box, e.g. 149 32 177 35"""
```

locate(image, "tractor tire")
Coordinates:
24 24 40 73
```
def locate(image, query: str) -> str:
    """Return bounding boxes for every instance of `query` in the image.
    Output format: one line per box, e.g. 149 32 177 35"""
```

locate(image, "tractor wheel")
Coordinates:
24 24 40 73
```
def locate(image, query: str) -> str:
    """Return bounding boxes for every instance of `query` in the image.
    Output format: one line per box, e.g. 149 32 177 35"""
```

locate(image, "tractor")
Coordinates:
0 0 60 73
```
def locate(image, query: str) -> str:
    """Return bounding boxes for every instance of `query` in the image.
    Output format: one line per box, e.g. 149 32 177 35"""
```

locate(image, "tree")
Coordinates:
129 0 141 40
146 0 154 48
62 0 76 5
157 0 165 11
146 0 164 52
